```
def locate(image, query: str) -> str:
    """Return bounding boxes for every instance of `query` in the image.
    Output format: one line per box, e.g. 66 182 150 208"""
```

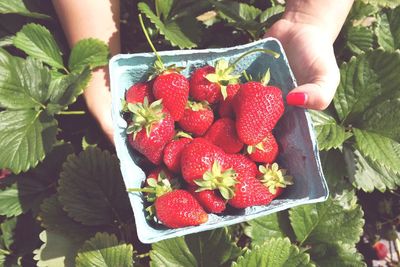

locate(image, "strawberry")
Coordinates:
0 169 10 179
218 84 240 118
190 60 240 104
163 132 193 173
140 167 177 202
155 189 208 228
258 163 293 199
181 139 272 208
153 72 189 121
126 98 175 165
205 118 243 154
373 241 388 260
234 82 284 145
178 100 214 136
247 132 279 163
188 186 226 214
125 82 154 104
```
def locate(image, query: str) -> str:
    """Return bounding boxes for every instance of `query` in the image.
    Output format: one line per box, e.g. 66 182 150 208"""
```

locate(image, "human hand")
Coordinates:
266 19 340 110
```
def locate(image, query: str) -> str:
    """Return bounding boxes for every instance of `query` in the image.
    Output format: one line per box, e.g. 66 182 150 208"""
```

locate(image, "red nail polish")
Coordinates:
286 92 307 106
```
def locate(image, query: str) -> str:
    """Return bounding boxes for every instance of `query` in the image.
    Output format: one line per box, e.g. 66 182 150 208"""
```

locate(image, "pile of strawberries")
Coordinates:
123 55 293 229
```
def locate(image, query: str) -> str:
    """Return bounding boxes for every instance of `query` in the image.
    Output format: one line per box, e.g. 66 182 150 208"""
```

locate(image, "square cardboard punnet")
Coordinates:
109 38 329 244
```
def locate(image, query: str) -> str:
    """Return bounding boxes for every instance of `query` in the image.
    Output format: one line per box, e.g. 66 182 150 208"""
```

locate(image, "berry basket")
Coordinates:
109 38 329 244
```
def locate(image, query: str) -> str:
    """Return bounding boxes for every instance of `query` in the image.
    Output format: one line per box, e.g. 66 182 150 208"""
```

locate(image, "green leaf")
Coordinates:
361 98 400 142
334 50 400 124
0 0 50 18
138 2 200 49
376 7 400 51
0 110 57 174
0 36 14 47
309 110 351 150
310 242 366 267
58 147 132 226
13 23 64 70
289 196 364 246
47 68 92 114
244 211 294 246
346 26 374 54
359 0 400 8
348 1 380 21
68 38 109 72
75 232 133 267
155 0 173 19
353 128 400 174
259 5 284 23
232 238 314 267
33 230 80 267
0 143 73 217
150 228 241 267
350 148 400 192
40 195 98 243
1 217 17 250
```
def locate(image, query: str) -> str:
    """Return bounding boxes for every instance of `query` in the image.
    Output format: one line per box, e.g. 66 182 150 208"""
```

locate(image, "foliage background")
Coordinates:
0 0 400 266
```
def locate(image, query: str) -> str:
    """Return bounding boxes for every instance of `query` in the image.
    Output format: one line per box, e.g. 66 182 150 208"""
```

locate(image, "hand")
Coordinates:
266 19 340 110
84 66 114 143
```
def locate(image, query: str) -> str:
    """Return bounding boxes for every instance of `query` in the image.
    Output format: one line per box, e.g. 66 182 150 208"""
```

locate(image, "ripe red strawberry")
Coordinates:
188 186 226 214
0 169 10 179
141 167 178 203
234 82 284 145
247 132 279 163
163 133 192 173
205 118 243 154
181 139 272 208
155 189 208 228
190 60 240 104
373 241 388 260
257 163 293 199
178 101 214 136
146 167 173 183
126 99 175 164
218 84 240 118
125 82 154 104
153 72 189 121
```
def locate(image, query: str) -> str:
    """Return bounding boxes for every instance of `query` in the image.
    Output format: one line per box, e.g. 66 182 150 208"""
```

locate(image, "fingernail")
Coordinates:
286 92 307 106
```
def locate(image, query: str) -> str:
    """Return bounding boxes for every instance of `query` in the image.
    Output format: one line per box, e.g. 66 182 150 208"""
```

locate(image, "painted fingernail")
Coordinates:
286 92 308 106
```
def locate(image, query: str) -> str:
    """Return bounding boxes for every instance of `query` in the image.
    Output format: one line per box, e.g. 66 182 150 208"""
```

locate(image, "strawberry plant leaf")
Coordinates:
359 0 400 9
309 110 351 151
350 149 400 192
47 68 91 114
0 110 57 174
310 242 366 267
75 232 133 267
0 36 14 47
150 228 241 267
33 230 80 267
58 147 132 226
244 211 294 246
138 2 200 49
0 143 73 217
346 26 374 54
155 0 173 20
376 7 400 51
0 0 50 19
0 217 17 250
232 237 314 267
13 23 64 70
68 38 109 73
39 195 98 243
259 5 285 23
353 128 400 174
289 196 364 246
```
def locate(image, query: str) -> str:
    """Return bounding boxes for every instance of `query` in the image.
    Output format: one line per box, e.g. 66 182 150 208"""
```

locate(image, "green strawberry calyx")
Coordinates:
258 163 293 194
187 100 210 111
174 131 193 140
206 59 240 100
247 141 266 154
194 161 238 200
126 97 165 139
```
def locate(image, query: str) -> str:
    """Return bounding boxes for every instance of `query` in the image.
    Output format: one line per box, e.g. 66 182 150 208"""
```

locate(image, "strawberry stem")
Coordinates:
138 14 164 68
127 188 155 193
230 48 280 70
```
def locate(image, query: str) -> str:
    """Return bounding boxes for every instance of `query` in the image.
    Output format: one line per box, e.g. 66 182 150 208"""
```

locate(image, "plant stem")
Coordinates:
59 111 86 115
127 188 154 193
137 252 150 259
230 48 280 69
138 14 163 67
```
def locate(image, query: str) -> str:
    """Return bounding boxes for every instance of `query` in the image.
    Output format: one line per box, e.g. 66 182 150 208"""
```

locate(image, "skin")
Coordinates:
53 0 354 142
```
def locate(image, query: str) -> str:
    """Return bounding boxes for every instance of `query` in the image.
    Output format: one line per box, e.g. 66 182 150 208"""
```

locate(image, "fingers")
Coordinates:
286 71 340 110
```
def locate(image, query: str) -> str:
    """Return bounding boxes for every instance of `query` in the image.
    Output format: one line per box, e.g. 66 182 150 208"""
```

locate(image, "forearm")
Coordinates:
52 0 120 55
283 0 354 43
